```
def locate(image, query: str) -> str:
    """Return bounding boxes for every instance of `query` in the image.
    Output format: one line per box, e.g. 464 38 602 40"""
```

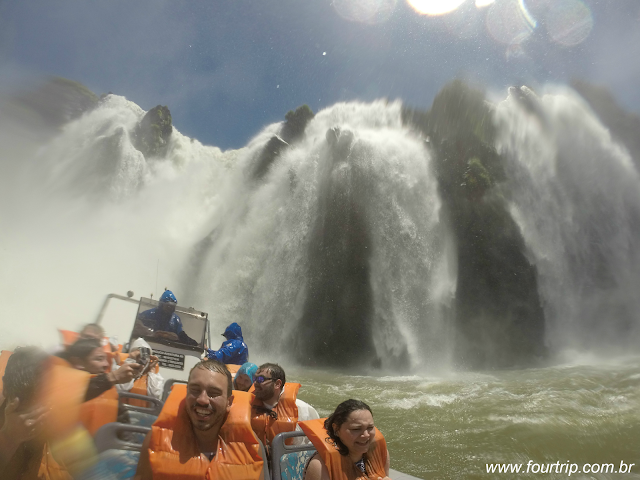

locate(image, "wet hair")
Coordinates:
59 338 103 363
80 323 105 338
2 346 48 405
324 399 373 456
189 359 232 397
257 362 285 386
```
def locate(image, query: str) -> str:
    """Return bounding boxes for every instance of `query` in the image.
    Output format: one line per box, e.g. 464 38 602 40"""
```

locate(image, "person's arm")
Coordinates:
303 453 330 480
133 432 153 480
206 341 242 363
132 314 156 338
384 448 390 478
85 363 143 401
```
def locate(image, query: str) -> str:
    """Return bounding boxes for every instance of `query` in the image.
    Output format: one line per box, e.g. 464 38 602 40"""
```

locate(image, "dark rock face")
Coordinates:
281 104 315 143
571 80 640 170
252 105 314 180
404 80 547 369
290 128 379 368
9 77 99 131
132 105 173 158
252 135 289 180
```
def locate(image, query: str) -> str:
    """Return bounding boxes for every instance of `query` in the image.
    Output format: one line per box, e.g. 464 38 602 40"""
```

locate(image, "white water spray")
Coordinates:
495 86 640 356
1 96 453 370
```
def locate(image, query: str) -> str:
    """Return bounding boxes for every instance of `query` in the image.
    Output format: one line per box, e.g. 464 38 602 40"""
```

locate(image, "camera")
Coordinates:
138 346 151 367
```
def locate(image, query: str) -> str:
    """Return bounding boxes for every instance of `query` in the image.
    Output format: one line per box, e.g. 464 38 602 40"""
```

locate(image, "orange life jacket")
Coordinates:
227 364 242 375
2 355 94 479
250 382 300 449
112 351 129 366
39 357 95 478
299 418 388 480
2 441 73 480
79 384 119 436
148 384 264 480
37 442 74 480
41 357 91 439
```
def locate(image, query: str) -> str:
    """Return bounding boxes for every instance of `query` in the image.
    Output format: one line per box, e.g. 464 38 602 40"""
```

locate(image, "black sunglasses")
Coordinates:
254 375 273 384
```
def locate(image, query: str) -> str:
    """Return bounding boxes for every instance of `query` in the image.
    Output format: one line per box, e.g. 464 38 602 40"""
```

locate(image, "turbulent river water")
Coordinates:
291 358 640 479
2 86 640 478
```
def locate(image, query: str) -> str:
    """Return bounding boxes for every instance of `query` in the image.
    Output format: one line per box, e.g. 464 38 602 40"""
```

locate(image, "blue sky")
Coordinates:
1 0 638 149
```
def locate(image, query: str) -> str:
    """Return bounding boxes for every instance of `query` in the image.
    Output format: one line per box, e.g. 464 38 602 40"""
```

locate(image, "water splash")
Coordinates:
495 86 640 356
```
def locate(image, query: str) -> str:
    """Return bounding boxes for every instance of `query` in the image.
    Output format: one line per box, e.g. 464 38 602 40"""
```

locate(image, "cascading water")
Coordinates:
183 101 453 371
4 84 639 370
495 86 640 357
1 95 454 371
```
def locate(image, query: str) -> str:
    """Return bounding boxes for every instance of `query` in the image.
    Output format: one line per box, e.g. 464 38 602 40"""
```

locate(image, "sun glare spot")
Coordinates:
407 0 466 16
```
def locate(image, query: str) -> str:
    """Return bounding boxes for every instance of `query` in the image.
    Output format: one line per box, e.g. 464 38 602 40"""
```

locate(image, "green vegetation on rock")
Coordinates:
403 80 546 369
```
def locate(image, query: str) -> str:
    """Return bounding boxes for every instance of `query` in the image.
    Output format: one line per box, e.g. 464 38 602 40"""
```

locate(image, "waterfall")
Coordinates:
1 95 454 371
6 84 637 369
495 86 640 357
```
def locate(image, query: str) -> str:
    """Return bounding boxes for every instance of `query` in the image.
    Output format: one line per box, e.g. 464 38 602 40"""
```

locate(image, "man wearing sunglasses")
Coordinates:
250 363 319 457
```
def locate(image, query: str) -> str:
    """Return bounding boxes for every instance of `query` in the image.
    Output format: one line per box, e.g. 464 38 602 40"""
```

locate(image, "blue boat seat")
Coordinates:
270 431 317 480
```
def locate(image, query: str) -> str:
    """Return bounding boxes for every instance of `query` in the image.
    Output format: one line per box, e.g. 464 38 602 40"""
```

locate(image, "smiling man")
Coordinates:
135 359 264 479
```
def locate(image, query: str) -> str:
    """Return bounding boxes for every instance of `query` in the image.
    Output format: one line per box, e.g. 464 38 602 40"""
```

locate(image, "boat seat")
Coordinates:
271 431 317 480
94 422 151 453
88 422 151 480
161 378 188 402
118 391 163 416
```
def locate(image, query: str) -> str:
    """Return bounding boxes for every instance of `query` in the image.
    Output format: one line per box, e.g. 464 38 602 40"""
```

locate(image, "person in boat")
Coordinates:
134 359 264 480
78 322 105 341
57 338 141 400
115 338 165 401
250 362 319 457
301 399 391 480
0 347 97 479
233 362 257 391
206 322 249 364
0 347 52 478
134 290 199 346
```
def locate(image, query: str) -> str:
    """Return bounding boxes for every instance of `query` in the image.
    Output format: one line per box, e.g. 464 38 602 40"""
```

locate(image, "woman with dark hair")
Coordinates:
58 338 141 401
300 399 391 480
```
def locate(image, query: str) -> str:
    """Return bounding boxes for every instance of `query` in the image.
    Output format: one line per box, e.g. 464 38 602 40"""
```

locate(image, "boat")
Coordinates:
47 292 424 479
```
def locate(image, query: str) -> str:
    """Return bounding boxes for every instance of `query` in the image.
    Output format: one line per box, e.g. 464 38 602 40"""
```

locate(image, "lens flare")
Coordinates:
546 0 593 46
485 0 536 45
333 0 398 24
407 0 466 16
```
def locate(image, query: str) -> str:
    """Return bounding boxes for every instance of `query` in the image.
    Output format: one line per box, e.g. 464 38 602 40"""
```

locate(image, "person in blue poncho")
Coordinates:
233 362 258 391
133 290 198 347
206 322 249 365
